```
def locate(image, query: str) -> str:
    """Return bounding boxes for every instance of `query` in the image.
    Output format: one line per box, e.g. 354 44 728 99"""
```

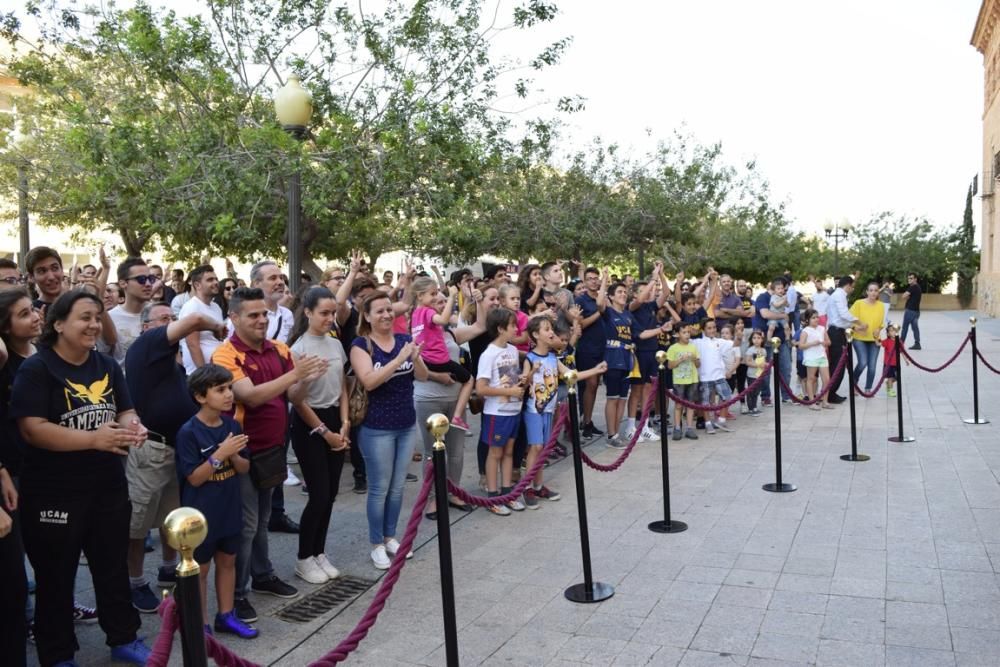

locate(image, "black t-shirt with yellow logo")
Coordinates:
11 346 133 494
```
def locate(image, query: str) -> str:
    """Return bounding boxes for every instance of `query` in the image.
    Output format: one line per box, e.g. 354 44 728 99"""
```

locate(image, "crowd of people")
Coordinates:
0 247 926 666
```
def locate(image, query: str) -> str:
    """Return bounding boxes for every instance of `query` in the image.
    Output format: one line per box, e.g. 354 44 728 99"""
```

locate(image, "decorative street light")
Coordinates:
823 220 853 277
274 75 313 293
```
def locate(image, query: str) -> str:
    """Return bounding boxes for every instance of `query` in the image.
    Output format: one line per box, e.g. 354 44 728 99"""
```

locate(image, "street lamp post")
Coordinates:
274 75 313 294
823 221 852 277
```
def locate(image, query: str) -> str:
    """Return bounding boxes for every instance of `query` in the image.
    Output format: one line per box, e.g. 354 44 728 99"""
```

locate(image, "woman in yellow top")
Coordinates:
849 282 886 393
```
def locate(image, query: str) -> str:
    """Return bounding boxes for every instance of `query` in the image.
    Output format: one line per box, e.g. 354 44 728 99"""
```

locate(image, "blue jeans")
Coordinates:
236 474 275 599
852 340 879 390
901 309 920 346
359 424 417 545
760 340 793 401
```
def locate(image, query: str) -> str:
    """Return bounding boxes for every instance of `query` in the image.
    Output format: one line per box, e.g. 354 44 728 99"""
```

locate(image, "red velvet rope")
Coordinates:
977 349 1000 375
665 359 775 411
446 404 569 507
147 595 261 667
899 335 970 373
310 470 435 666
579 381 658 472
853 370 889 398
776 347 849 406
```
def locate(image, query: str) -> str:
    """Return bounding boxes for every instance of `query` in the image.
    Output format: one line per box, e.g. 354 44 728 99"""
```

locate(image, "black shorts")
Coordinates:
885 365 897 379
194 533 241 565
604 369 630 399
576 348 604 372
425 358 471 384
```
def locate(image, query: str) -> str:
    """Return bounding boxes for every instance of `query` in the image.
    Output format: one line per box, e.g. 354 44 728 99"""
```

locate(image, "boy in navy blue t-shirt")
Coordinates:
175 364 257 639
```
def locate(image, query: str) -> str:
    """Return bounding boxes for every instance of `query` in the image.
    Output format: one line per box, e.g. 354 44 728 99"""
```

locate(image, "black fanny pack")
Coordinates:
248 446 287 489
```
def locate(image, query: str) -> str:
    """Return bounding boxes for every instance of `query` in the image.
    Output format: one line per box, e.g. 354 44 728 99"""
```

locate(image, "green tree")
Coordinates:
955 185 978 308
849 212 958 293
1 0 571 269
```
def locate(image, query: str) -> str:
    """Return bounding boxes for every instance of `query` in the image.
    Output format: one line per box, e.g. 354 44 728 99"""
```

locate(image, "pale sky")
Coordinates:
499 0 987 237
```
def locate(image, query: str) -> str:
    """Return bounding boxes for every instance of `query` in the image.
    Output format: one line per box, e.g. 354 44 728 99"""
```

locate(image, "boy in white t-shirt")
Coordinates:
694 319 734 434
476 308 528 515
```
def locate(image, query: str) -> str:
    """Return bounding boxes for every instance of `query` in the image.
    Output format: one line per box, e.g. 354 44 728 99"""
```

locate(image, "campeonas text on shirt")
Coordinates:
61 374 116 430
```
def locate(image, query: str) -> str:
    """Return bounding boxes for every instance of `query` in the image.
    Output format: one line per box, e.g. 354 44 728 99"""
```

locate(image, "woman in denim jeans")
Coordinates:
350 292 429 570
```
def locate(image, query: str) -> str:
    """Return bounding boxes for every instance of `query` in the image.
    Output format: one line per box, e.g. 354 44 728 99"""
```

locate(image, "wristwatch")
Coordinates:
208 456 223 470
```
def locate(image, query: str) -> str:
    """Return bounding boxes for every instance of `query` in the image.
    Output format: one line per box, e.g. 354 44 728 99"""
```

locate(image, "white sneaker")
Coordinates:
623 428 637 444
314 554 341 580
384 538 413 559
507 498 526 512
287 451 299 465
640 426 660 442
284 466 301 486
295 557 329 584
714 421 733 433
371 545 391 570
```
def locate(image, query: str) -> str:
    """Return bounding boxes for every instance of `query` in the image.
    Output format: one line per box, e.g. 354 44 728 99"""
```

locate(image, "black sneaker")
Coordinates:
268 513 300 534
910 343 921 350
696 417 705 430
353 478 367 494
157 565 177 589
589 422 604 436
406 473 418 482
582 423 594 439
234 598 258 623
251 575 299 599
131 584 159 614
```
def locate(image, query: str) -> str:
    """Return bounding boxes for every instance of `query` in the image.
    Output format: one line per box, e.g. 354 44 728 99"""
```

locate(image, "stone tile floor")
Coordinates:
44 310 1000 665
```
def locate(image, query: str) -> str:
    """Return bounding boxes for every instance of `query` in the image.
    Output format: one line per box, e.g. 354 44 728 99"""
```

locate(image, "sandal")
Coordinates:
809 404 821 411
822 403 835 409
425 511 437 521
448 501 474 512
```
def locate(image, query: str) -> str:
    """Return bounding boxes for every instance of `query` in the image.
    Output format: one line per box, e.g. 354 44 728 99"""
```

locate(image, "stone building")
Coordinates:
974 1 1000 315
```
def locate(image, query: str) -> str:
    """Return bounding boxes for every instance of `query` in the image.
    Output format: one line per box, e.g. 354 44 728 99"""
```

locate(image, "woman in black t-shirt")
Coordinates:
0 288 40 667
10 291 152 666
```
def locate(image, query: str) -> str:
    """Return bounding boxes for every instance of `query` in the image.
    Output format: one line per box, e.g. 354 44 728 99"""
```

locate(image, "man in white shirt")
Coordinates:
178 265 224 373
250 261 293 343
824 276 859 403
812 278 830 320
109 258 155 363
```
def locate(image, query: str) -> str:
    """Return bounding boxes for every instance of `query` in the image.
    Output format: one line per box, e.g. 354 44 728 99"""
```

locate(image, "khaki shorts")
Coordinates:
126 438 180 539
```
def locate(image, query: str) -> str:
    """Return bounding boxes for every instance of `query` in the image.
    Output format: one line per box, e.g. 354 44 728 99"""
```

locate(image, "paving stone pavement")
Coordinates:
38 309 1000 665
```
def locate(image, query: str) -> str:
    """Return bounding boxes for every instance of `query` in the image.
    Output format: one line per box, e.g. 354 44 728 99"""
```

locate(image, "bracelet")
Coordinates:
310 424 329 436
208 456 223 470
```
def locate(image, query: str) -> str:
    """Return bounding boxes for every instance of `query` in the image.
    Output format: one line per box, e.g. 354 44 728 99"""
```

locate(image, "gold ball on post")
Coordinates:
655 350 668 370
770 336 781 351
970 316 978 327
163 507 207 577
426 413 450 451
846 328 854 343
562 369 579 394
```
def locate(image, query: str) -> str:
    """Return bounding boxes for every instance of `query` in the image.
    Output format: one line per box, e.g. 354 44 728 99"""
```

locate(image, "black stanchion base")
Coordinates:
840 454 871 462
762 482 797 493
648 519 688 534
888 436 916 443
963 418 990 425
565 581 615 603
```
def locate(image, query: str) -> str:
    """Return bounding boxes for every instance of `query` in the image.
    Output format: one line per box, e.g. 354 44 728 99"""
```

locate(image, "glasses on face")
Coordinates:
329 275 346 281
0 276 21 284
127 275 157 285
224 286 235 292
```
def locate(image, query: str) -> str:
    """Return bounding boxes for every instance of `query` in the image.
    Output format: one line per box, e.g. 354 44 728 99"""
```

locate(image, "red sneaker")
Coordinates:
450 417 471 433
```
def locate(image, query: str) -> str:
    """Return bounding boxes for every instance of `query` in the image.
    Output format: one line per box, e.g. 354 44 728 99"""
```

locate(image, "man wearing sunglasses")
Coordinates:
109 258 156 363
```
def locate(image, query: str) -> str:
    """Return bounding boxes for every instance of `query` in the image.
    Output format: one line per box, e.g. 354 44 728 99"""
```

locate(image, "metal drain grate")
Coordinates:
275 576 376 623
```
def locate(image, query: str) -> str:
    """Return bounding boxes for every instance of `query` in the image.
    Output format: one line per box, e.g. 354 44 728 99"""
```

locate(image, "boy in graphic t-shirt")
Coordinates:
175 364 256 639
667 324 700 441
